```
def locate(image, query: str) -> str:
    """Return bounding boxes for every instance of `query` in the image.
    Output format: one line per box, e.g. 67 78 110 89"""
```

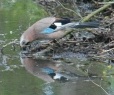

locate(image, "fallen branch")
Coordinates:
82 3 112 22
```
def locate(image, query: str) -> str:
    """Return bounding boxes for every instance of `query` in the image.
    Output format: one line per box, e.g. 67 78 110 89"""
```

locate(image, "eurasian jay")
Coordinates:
20 56 78 82
20 17 99 48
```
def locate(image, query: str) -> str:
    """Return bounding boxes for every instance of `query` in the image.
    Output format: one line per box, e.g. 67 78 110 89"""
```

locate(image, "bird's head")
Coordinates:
20 28 37 49
20 34 29 48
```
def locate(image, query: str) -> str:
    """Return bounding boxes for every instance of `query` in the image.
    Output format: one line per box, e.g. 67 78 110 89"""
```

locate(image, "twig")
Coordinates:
57 0 82 18
82 3 112 22
86 63 110 95
2 39 18 48
0 39 18 54
98 2 114 4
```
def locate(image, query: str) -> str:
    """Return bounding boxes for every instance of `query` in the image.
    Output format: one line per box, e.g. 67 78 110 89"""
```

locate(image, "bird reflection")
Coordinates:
20 54 78 82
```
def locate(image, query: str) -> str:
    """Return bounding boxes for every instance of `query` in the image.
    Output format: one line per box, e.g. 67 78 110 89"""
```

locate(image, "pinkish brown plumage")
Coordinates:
20 17 99 48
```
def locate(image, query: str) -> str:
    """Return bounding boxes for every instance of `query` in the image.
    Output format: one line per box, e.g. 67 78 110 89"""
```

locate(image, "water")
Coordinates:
0 0 114 95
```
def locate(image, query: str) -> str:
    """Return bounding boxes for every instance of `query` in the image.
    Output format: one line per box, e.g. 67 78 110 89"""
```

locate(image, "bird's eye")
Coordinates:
22 41 26 45
21 41 31 51
22 41 30 46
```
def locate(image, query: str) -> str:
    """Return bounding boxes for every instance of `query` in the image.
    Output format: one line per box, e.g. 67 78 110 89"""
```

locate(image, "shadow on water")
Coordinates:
0 0 114 95
19 54 112 95
0 50 113 95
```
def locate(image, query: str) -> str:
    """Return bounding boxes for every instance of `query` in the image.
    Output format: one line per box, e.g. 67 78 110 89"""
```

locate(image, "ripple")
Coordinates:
43 83 54 95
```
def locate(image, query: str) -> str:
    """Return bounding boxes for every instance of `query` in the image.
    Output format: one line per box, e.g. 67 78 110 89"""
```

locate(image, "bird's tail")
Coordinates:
72 22 99 28
53 21 99 34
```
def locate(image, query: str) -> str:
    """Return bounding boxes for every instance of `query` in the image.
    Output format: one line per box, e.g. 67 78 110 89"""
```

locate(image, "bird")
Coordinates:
20 17 99 48
20 55 78 82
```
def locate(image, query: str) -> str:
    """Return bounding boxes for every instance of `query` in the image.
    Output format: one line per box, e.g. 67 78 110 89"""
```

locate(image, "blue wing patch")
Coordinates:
42 67 55 74
41 28 55 34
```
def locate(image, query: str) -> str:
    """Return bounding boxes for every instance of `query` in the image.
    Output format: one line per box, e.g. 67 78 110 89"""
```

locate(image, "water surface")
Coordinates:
0 0 114 95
